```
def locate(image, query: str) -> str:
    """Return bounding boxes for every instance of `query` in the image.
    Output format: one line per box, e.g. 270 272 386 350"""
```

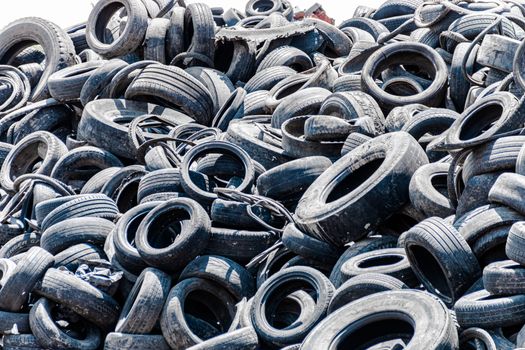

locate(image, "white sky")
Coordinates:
0 0 385 29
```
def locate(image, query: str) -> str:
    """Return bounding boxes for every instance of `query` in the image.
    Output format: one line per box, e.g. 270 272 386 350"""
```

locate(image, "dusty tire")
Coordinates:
86 0 148 58
294 132 428 246
0 17 76 101
301 290 458 349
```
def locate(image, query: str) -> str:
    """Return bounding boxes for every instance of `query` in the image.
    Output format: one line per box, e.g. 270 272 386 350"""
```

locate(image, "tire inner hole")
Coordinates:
325 157 385 203
146 209 190 249
357 254 405 269
407 245 451 301
329 315 413 350
185 289 233 337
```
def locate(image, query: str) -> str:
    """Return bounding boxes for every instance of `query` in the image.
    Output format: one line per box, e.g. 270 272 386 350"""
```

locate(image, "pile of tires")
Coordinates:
2 0 525 348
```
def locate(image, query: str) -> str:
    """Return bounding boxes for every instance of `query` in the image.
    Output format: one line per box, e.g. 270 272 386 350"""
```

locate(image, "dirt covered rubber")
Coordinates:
0 18 76 101
86 0 149 58
294 131 428 246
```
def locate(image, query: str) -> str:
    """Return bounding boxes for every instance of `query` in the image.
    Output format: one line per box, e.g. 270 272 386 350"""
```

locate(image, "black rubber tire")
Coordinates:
137 168 183 202
251 266 334 348
483 260 525 295
456 172 501 219
303 115 354 142
78 98 192 159
244 90 270 116
104 333 170 350
223 7 244 26
256 247 296 288
30 297 102 350
106 60 157 99
244 66 295 93
327 273 407 313
0 17 76 101
125 64 214 125
53 243 106 271
144 18 170 63
450 42 478 111
40 217 114 254
185 67 235 115
33 267 120 330
470 224 510 267
340 133 372 156
301 290 458 349
166 7 185 63
339 248 417 287
40 193 119 232
281 116 344 159
270 87 331 129
3 334 47 350
112 201 159 272
462 136 525 183
47 60 106 102
80 58 128 106
204 227 279 264
506 221 525 265
282 223 340 264
444 92 522 150
378 14 417 32
304 18 352 58
256 156 332 200
400 107 458 143
459 328 512 350
0 131 67 193
135 198 211 272
0 247 54 312
219 40 257 83
294 131 428 246
11 104 73 145
210 199 281 231
99 165 144 204
361 42 448 113
333 75 362 93
384 103 428 133
180 141 255 205
372 0 421 20
86 0 148 58
329 235 398 287
404 217 481 306
338 17 389 40
0 221 25 248
50 145 124 191
140 0 160 17
409 162 454 218
183 3 215 66
516 140 525 176
454 289 525 328
490 173 525 216
257 46 312 73
444 14 516 52
245 0 282 16
0 233 40 259
160 277 237 349
116 267 172 333
179 255 255 300
454 204 524 246
81 167 121 194
319 91 385 134
211 87 246 132
224 118 292 170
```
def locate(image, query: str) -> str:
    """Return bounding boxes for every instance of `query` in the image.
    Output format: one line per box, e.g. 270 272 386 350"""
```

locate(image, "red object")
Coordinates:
312 9 335 24
293 3 335 24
